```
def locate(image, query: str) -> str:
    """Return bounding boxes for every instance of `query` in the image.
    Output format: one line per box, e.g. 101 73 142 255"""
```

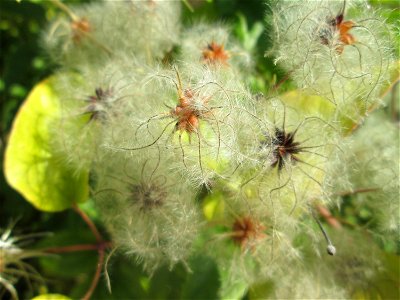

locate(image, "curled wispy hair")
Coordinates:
269 0 395 121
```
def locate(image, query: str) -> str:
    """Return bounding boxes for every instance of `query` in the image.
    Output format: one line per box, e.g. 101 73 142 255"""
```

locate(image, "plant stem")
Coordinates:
313 187 379 229
334 187 380 197
181 0 194 12
50 0 78 21
72 204 103 242
315 204 342 229
44 242 112 254
83 247 105 300
72 204 106 300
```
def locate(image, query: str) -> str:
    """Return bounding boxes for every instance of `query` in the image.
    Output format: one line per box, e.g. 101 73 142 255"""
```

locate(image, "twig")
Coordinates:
83 247 105 300
50 0 78 21
181 0 194 12
72 204 102 243
104 246 119 294
334 187 380 197
271 70 293 92
310 206 336 256
44 242 112 254
315 187 379 227
315 204 342 229
72 204 106 300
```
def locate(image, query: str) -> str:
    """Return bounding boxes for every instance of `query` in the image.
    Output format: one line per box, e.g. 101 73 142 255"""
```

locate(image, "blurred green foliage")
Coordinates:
0 1 399 299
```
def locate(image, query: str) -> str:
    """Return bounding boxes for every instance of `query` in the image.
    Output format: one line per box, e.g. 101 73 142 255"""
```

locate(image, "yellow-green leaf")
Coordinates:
4 78 88 212
202 191 225 221
280 90 336 118
32 294 72 300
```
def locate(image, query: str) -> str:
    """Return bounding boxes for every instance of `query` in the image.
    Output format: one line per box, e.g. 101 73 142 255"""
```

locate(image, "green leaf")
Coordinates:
219 270 248 300
4 78 89 212
280 90 336 119
32 294 72 300
182 255 220 300
146 264 187 300
248 281 275 299
35 230 97 279
69 254 148 300
234 13 264 52
202 191 225 221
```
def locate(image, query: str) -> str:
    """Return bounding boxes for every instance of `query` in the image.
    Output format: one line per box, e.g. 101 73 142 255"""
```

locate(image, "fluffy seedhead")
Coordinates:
93 149 201 273
237 98 339 217
169 68 212 134
266 127 304 171
328 112 400 235
202 42 230 65
43 0 181 68
269 0 395 120
52 61 135 172
201 192 302 299
84 87 114 122
105 63 254 187
231 216 267 251
180 23 251 72
70 17 91 43
318 0 356 53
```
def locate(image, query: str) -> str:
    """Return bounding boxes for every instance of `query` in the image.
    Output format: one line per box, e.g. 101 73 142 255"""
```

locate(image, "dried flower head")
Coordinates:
267 127 303 171
202 42 230 65
318 1 356 53
71 17 91 43
181 23 250 72
231 216 267 251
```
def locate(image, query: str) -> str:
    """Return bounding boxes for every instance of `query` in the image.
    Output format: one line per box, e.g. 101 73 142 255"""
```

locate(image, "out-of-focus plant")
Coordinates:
0 222 49 300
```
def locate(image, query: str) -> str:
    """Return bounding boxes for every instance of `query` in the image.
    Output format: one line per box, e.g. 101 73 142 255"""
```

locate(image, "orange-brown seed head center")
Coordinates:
232 216 266 250
71 17 91 43
202 42 230 65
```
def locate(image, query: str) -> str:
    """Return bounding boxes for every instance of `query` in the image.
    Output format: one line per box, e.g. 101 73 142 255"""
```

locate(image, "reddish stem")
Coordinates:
316 204 342 229
72 204 106 300
272 71 293 92
44 242 112 254
316 187 380 228
72 204 103 242
335 187 380 197
83 247 105 300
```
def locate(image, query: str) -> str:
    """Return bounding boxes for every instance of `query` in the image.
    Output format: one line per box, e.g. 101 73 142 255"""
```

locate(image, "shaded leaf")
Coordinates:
35 230 97 278
69 254 148 300
280 90 336 119
182 255 220 300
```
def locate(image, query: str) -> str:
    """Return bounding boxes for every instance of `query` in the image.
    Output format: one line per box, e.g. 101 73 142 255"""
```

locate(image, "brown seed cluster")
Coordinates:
270 127 303 171
319 10 355 54
71 17 91 43
231 216 266 251
170 72 211 135
202 42 230 65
